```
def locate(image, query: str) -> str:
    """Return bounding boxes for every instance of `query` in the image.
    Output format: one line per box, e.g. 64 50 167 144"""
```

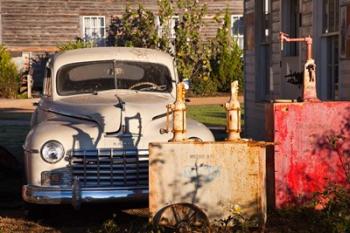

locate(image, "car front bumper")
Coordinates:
22 184 148 208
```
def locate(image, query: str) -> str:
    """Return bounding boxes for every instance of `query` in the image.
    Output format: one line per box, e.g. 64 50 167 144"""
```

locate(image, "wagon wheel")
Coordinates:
153 203 210 233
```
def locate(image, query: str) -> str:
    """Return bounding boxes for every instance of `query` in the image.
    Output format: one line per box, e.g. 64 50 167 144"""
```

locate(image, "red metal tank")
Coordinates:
266 101 350 208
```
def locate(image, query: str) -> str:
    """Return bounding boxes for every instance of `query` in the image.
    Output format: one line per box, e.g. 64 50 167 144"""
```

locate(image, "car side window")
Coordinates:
43 67 52 97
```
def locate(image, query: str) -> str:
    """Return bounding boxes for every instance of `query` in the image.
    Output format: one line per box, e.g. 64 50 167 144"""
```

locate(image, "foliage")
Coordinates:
0 45 19 98
212 204 256 233
96 215 120 233
107 5 159 48
57 37 95 51
211 10 243 92
313 185 350 232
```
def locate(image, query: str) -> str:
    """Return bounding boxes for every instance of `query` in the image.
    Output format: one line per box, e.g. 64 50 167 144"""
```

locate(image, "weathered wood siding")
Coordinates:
0 0 243 51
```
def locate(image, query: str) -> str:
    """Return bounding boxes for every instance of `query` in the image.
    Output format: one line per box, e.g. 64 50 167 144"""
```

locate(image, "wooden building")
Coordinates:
244 0 350 140
0 0 243 53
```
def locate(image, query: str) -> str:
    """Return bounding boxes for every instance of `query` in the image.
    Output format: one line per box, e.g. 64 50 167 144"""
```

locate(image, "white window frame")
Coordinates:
81 16 106 42
231 14 244 49
155 15 179 40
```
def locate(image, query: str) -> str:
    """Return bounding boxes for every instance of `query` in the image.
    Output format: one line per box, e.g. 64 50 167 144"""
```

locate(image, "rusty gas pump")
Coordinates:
280 32 319 102
224 81 241 140
161 82 187 142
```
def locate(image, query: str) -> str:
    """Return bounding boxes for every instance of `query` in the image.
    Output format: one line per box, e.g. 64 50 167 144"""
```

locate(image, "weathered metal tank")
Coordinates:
149 81 269 232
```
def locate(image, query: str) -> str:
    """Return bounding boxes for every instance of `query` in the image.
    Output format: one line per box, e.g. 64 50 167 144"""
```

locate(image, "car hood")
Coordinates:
46 91 174 133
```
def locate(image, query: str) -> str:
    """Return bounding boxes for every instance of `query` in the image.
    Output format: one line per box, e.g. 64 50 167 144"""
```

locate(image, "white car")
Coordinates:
22 47 214 208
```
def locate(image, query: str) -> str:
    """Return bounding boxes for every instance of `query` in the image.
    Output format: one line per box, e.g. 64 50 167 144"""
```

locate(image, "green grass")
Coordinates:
187 105 226 126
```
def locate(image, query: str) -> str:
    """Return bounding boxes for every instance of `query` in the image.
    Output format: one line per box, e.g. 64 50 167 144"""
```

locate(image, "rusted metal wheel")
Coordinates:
153 203 210 233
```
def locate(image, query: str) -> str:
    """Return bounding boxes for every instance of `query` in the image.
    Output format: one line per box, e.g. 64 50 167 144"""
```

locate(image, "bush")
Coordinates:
211 10 243 92
0 45 19 98
57 37 95 51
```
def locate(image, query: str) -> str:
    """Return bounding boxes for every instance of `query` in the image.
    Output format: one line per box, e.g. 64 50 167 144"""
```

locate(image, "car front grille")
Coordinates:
68 148 148 188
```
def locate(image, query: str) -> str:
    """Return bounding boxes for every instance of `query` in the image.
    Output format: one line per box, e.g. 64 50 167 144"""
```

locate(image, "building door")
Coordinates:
280 0 301 99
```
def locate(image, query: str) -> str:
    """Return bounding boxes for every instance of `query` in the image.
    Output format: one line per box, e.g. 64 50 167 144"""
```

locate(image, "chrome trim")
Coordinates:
68 148 149 188
24 148 40 154
72 177 82 209
22 185 148 205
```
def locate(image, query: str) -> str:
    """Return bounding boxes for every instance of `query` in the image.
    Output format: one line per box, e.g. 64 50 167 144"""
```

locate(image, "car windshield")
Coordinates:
56 60 173 96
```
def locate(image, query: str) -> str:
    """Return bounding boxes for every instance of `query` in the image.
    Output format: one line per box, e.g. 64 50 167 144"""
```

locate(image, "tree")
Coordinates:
172 0 214 95
211 10 243 92
108 5 159 48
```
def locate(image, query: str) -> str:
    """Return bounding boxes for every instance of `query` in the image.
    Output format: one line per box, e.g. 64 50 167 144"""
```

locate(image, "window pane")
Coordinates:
323 0 339 33
84 17 89 29
99 17 104 27
232 16 244 37
92 17 97 30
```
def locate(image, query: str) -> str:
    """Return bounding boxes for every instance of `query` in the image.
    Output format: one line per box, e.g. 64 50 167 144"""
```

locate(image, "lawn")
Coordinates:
187 105 226 127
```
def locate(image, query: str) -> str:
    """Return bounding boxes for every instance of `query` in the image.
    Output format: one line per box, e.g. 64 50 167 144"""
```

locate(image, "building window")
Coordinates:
231 15 244 49
323 0 339 34
81 16 106 44
322 0 339 100
282 0 299 56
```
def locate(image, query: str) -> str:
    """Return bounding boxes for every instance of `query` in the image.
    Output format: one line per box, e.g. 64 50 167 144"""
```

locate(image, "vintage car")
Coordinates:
22 47 214 208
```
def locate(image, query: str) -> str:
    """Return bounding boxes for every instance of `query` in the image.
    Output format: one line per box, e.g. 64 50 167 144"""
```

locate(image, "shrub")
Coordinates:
211 10 243 92
57 37 95 51
0 45 19 98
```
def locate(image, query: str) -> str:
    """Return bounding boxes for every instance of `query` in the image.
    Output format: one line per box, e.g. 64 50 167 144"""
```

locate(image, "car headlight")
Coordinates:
41 141 65 164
